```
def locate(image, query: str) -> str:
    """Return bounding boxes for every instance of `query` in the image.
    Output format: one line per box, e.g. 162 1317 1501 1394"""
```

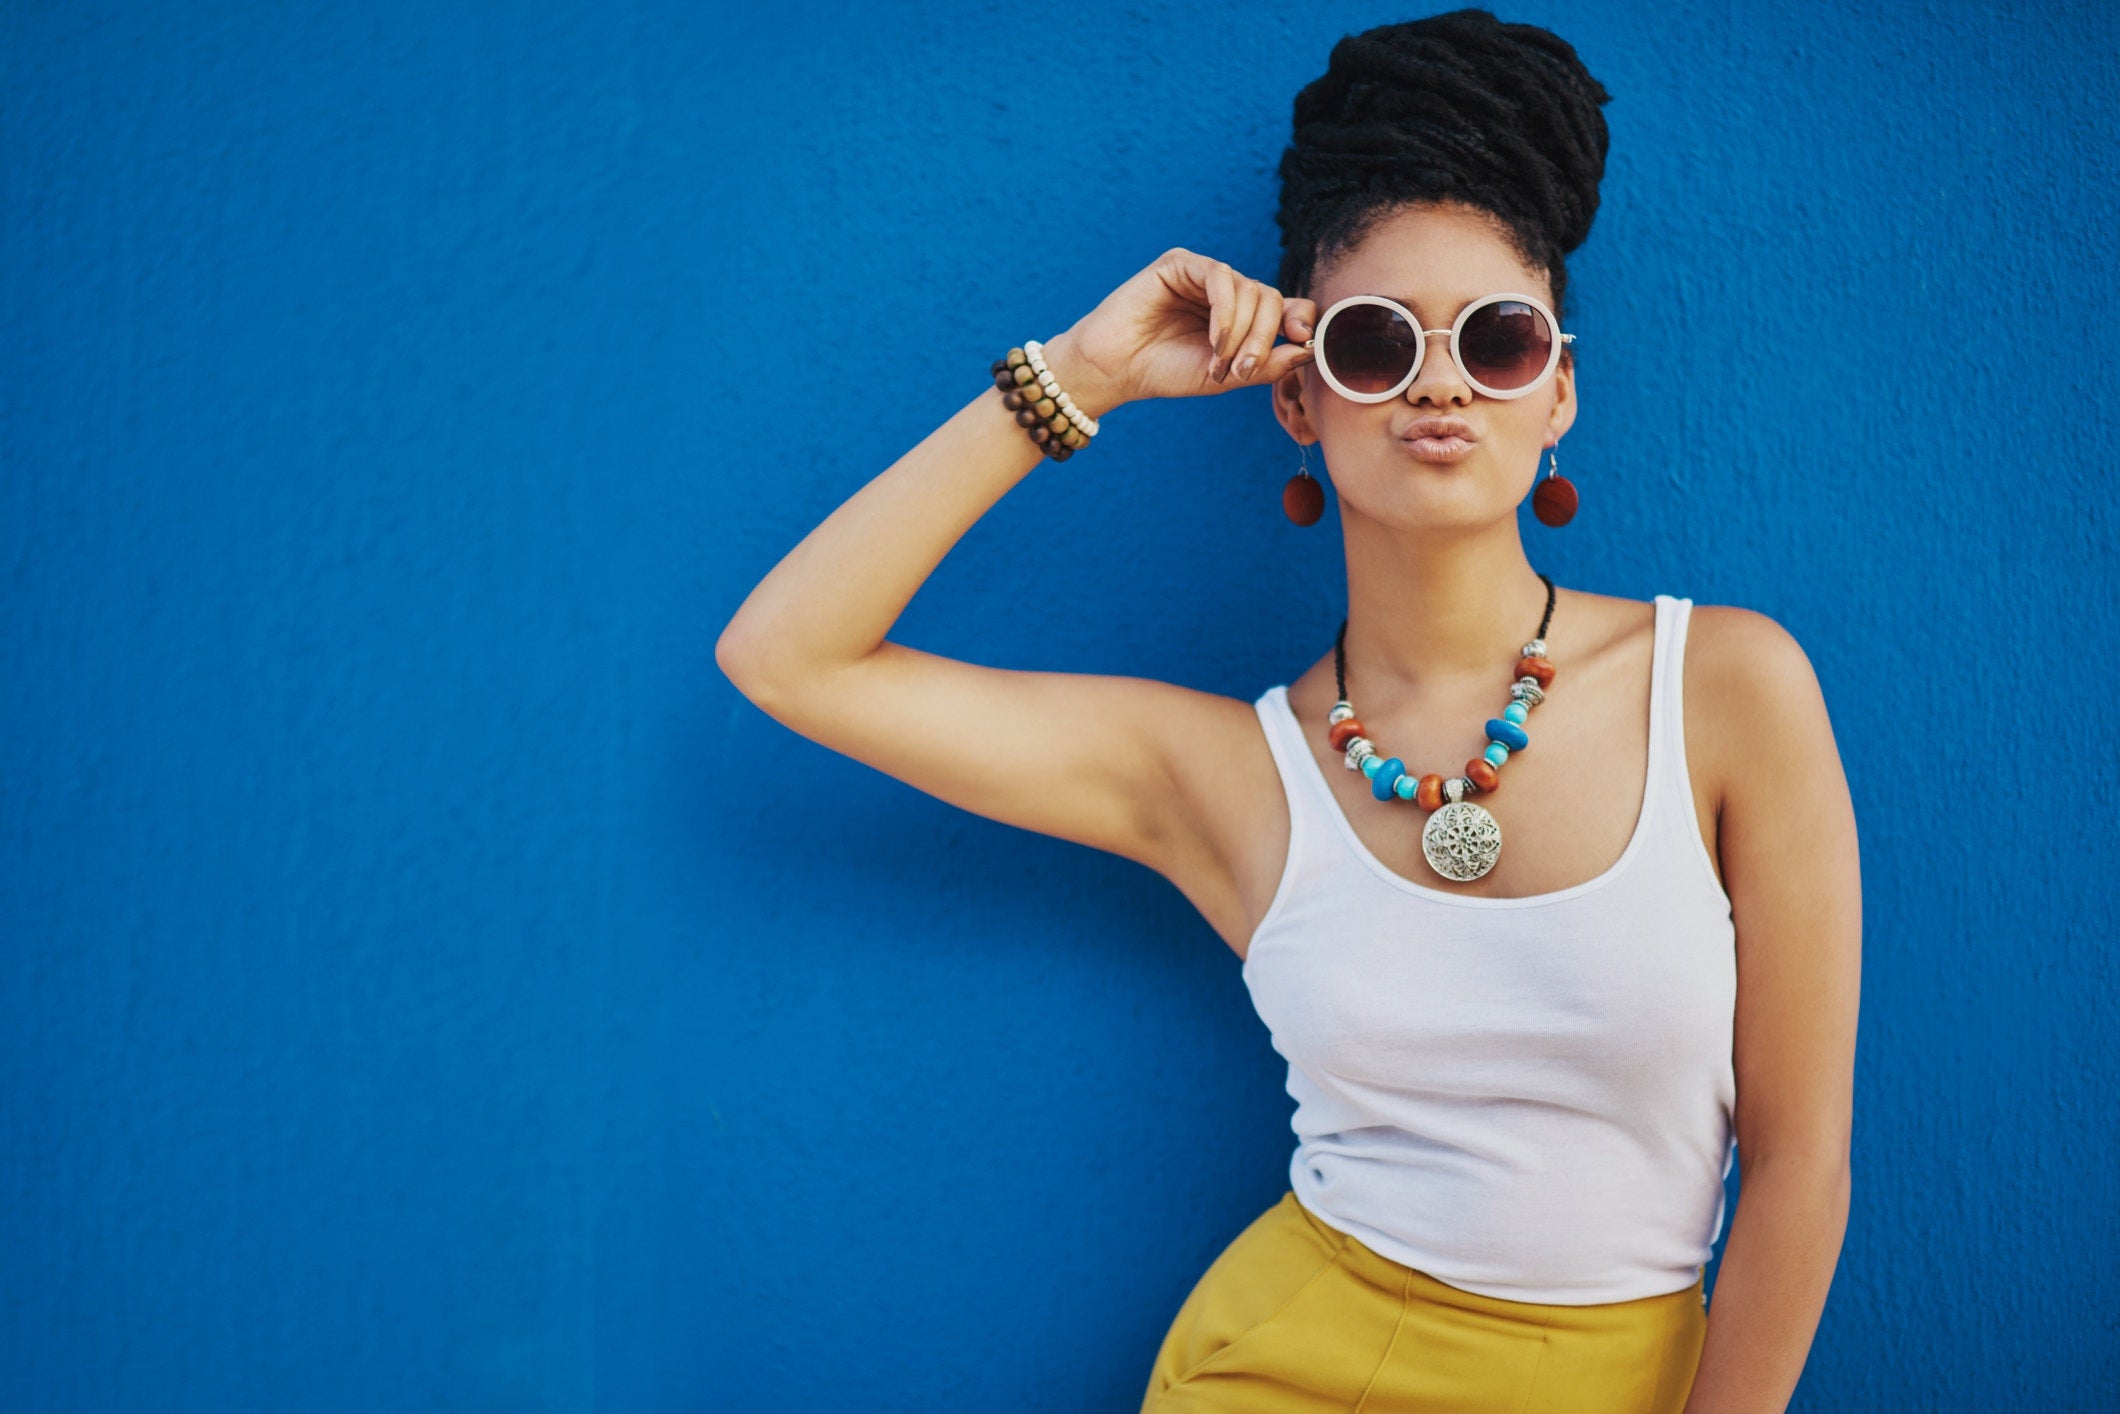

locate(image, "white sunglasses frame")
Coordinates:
1301 291 1575 403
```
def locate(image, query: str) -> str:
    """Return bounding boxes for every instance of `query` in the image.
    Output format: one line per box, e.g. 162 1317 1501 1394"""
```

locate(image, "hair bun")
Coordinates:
1276 9 1612 303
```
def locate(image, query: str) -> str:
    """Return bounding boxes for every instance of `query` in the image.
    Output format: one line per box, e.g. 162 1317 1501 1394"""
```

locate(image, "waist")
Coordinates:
1288 1140 1727 1305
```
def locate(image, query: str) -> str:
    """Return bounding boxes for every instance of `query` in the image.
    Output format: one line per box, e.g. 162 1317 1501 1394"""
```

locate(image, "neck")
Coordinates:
1337 513 1551 698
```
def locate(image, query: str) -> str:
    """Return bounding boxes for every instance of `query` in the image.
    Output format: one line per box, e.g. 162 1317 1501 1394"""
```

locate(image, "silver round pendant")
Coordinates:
1422 800 1502 881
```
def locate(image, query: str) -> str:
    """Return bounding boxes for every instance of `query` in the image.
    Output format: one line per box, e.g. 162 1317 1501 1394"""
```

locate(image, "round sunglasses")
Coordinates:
1302 292 1575 402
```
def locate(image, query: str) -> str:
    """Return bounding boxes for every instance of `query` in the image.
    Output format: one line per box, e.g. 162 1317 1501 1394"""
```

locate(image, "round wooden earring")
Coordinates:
1532 445 1579 527
1284 441 1326 526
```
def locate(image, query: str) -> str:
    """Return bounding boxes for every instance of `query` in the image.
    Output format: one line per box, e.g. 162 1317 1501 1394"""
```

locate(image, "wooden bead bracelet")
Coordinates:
990 340 1100 461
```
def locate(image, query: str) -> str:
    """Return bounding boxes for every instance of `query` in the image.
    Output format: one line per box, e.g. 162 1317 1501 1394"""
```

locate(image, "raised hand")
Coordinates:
1036 247 1319 418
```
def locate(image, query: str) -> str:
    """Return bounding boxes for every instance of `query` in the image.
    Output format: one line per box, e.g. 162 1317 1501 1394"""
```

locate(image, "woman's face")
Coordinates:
1272 201 1577 533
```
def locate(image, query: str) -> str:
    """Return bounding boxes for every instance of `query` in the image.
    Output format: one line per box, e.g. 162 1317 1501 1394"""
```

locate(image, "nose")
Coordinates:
1403 327 1471 406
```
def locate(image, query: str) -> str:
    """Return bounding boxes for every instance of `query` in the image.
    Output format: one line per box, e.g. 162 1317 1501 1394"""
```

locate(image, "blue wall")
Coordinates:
6 1 2114 1408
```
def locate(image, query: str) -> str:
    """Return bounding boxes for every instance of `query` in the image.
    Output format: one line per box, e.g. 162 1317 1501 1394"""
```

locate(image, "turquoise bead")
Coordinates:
1484 741 1510 768
1485 718 1530 751
1370 757 1405 800
1393 772 1419 800
1503 701 1529 726
1362 753 1383 778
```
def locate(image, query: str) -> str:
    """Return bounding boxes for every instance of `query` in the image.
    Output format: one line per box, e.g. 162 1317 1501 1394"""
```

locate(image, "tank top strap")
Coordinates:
1647 594 1720 886
1251 683 1342 886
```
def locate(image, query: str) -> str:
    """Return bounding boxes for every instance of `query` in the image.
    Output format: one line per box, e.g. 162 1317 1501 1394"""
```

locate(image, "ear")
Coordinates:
1271 362 1321 444
1544 351 1579 446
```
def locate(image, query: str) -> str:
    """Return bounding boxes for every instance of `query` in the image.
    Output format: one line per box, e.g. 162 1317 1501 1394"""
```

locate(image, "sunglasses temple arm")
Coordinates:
1304 334 1574 347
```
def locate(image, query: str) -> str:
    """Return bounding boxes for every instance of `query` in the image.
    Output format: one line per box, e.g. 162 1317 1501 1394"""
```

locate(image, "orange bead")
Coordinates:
1415 774 1445 810
1465 759 1500 792
1328 718 1366 751
1515 655 1557 688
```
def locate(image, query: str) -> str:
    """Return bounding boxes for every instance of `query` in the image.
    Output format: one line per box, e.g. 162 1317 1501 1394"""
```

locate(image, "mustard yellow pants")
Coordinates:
1140 1191 1707 1412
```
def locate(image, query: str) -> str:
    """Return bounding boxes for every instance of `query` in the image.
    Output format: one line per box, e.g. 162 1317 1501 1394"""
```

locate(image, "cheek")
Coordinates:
1306 378 1401 431
1486 398 1557 455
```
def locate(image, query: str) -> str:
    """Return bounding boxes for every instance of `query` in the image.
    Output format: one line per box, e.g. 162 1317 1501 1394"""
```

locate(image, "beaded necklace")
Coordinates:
1326 573 1559 882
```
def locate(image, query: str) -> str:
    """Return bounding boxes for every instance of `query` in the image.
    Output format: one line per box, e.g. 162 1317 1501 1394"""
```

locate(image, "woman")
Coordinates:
717 10 1859 1412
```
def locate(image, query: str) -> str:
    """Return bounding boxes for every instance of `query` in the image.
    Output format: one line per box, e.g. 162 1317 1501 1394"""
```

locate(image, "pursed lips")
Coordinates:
1399 416 1477 442
1398 417 1479 463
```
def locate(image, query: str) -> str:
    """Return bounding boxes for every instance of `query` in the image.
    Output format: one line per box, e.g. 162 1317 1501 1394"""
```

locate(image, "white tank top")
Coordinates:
1243 593 1737 1305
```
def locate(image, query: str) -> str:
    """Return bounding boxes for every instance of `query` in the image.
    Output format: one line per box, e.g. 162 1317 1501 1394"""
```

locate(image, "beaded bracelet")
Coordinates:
990 340 1100 461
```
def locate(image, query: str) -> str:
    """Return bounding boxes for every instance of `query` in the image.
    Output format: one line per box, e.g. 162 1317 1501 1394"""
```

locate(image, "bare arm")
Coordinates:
1683 607 1862 1414
715 249 1316 868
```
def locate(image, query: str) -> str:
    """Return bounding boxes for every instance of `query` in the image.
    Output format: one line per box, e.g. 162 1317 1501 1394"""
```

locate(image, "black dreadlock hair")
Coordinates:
1275 10 1612 325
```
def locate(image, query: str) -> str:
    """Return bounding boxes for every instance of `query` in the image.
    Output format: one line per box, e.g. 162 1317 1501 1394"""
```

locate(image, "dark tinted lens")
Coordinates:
1457 300 1553 389
1320 303 1419 394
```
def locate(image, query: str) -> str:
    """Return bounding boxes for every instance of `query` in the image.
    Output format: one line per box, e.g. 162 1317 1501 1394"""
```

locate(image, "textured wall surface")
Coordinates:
5 1 2115 1409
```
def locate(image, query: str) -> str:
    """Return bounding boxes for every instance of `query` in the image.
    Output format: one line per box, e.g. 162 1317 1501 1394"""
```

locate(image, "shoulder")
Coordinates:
1680 602 1839 809
1684 602 1824 717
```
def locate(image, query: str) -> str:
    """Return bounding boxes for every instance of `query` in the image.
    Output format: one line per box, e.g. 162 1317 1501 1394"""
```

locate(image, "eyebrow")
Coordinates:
1355 294 1467 327
1387 295 1450 321
1372 292 1536 323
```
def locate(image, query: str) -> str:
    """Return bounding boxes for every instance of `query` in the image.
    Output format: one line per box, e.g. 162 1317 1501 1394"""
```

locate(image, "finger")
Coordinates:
1200 259 1239 369
1163 247 1227 315
1283 297 1319 343
1228 285 1284 384
1257 339 1316 383
1216 277 1261 380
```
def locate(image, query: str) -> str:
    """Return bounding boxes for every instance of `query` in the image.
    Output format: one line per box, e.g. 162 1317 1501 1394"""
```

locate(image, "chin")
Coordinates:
1345 484 1516 531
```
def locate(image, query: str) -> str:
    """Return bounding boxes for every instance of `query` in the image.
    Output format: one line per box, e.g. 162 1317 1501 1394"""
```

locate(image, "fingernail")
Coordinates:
1234 355 1256 379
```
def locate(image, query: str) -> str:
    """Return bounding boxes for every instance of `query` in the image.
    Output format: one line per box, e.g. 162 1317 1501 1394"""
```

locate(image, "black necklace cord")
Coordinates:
1333 572 1556 703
